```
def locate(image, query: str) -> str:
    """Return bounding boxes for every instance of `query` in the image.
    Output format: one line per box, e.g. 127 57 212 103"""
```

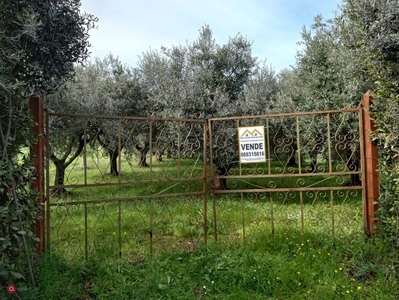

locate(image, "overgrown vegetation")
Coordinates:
29 233 399 299
20 160 396 299
0 99 38 294
339 0 399 244
0 0 96 297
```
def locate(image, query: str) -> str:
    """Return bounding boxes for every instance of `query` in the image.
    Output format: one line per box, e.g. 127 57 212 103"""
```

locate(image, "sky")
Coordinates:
80 0 342 73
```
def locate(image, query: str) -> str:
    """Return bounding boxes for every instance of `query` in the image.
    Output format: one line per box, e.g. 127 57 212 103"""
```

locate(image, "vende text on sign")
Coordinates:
238 126 266 163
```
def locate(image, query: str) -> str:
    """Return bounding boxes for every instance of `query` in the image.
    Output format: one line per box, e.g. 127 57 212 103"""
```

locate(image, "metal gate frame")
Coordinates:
43 112 208 260
207 107 366 243
29 92 379 257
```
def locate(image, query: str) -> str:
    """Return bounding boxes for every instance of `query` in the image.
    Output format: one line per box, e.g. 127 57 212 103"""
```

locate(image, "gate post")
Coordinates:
29 94 45 253
361 91 379 235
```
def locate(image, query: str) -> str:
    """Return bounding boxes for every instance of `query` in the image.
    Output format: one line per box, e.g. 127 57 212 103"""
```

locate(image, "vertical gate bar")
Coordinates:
203 121 208 244
300 191 305 240
241 193 245 243
207 120 215 180
118 200 122 258
327 113 332 173
236 120 242 176
358 103 368 233
266 118 271 175
212 189 218 243
208 120 218 242
330 190 335 236
84 203 88 261
296 116 302 174
45 109 51 250
270 192 274 238
29 94 45 254
118 118 122 184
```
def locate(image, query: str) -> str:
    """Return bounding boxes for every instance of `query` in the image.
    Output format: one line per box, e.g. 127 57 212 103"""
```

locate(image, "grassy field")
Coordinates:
29 232 399 299
45 155 363 261
19 155 397 299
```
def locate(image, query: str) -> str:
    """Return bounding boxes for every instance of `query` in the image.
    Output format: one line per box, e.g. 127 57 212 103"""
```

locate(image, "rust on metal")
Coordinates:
361 91 379 235
29 94 45 254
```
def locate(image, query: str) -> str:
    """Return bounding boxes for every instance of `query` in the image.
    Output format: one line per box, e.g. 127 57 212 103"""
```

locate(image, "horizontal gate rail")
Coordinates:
47 191 206 206
46 111 206 123
208 107 361 121
212 186 362 194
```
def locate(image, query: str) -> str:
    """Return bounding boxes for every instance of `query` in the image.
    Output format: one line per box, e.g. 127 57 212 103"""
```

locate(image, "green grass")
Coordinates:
17 155 389 299
44 155 363 262
29 233 399 299
46 191 362 262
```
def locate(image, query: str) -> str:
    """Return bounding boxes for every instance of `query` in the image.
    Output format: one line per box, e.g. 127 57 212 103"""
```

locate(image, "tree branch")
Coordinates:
65 135 85 167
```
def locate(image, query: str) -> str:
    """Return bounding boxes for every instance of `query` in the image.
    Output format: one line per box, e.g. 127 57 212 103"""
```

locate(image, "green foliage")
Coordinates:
44 54 149 189
342 0 399 243
278 14 371 113
0 98 38 298
53 26 278 186
0 0 96 295
0 0 97 95
378 156 399 245
33 154 395 298
138 25 276 119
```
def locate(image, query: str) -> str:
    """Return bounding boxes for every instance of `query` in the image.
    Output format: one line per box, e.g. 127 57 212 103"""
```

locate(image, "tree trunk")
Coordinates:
350 173 361 186
96 134 123 175
155 150 163 162
136 144 149 167
81 156 91 169
108 149 119 175
218 177 228 190
287 155 296 167
216 165 232 190
49 133 86 197
287 142 298 167
138 148 149 167
167 149 173 159
52 159 69 196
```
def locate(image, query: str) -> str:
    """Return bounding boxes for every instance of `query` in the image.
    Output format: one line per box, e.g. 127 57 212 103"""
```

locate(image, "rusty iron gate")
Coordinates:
44 113 208 261
39 103 375 261
208 108 366 245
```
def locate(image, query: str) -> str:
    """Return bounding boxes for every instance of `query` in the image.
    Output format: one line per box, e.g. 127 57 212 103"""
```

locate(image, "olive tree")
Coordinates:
138 25 278 188
342 0 399 243
275 14 372 179
282 15 370 112
46 54 146 193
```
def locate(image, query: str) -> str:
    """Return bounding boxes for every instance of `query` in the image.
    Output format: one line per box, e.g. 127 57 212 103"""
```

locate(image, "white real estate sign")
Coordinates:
238 126 266 163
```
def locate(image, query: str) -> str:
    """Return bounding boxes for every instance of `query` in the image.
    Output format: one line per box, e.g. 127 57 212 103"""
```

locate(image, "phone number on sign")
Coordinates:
241 151 264 157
